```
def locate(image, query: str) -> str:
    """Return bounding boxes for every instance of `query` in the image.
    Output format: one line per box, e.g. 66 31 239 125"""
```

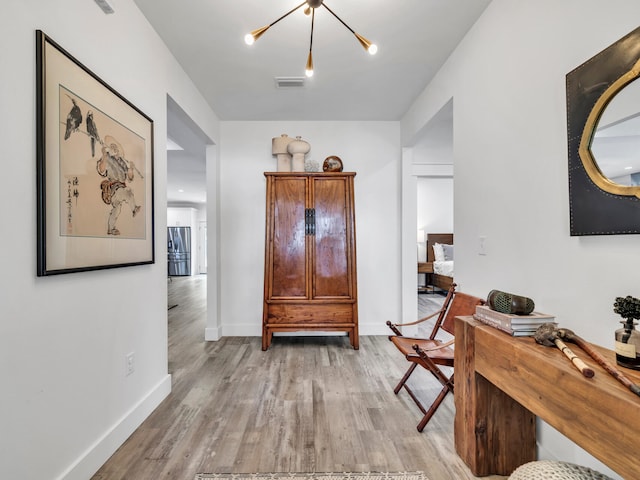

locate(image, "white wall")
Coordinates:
417 177 454 236
219 121 401 337
402 1 640 477
416 177 454 263
0 1 219 478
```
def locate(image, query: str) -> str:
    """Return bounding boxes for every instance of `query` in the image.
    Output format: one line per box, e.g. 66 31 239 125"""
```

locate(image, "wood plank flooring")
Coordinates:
92 277 507 480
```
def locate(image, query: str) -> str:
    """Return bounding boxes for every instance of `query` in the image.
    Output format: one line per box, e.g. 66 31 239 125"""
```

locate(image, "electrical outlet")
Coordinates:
125 352 135 376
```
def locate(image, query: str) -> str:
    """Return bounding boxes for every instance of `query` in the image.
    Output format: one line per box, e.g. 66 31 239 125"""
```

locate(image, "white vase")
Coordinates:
272 134 293 171
287 136 310 172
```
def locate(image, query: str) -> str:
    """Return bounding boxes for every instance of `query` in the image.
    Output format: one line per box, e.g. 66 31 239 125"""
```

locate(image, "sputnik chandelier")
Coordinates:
244 0 377 78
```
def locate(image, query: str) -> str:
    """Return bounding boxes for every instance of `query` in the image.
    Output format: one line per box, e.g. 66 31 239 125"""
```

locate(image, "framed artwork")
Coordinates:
36 30 155 275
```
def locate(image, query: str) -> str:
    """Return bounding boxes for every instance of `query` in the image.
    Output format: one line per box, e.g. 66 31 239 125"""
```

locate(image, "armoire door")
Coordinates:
311 176 354 300
267 175 308 299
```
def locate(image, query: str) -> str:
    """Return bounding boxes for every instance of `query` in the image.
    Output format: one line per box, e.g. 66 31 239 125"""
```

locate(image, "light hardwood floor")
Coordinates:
92 277 507 480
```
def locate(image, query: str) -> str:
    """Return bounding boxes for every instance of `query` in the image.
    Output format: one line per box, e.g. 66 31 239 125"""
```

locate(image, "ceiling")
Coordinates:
132 0 492 203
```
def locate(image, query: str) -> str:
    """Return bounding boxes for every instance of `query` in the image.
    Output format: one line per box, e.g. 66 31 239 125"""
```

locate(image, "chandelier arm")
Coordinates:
321 3 376 54
309 7 315 53
305 8 315 77
320 3 356 35
269 1 308 28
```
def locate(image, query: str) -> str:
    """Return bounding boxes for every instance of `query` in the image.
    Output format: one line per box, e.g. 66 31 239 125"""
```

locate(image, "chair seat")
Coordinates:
390 336 455 364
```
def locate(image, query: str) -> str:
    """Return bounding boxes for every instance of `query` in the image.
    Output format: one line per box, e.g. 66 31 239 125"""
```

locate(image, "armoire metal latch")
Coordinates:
305 208 316 235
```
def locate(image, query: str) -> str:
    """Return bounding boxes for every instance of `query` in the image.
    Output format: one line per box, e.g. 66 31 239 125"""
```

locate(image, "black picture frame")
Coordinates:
36 30 155 275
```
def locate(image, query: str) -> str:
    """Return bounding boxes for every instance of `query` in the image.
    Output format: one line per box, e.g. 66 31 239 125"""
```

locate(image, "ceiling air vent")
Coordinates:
94 0 115 14
275 77 306 89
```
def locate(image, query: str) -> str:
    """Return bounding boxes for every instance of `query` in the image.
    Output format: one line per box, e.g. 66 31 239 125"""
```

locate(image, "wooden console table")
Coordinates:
454 316 640 479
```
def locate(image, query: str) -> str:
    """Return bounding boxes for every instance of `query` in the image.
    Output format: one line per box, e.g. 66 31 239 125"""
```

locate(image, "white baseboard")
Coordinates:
220 323 261 337
57 374 172 480
205 326 221 341
360 323 394 336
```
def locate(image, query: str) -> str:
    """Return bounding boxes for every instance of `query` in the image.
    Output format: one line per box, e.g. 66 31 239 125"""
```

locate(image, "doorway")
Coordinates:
166 95 217 338
402 98 454 326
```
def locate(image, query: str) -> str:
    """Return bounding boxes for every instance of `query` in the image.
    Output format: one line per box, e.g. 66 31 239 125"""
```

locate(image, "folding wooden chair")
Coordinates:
387 286 484 431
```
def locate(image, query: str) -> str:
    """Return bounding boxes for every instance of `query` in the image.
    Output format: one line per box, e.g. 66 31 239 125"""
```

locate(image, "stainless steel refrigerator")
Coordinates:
167 227 191 276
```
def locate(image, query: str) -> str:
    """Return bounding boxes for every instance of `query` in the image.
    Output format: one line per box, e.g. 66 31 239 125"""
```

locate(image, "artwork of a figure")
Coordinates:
97 135 141 236
59 86 145 239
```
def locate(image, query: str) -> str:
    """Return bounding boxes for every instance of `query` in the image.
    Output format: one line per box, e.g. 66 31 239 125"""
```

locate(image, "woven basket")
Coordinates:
509 461 613 480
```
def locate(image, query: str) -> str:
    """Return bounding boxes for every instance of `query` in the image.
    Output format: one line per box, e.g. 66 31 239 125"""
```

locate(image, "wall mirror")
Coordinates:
566 26 640 235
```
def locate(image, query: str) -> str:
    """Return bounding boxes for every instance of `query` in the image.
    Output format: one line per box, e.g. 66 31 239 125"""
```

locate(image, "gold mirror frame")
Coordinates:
578 58 640 199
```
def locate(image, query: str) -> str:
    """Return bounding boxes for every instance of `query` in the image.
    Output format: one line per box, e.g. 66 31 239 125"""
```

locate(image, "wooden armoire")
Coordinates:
262 172 358 350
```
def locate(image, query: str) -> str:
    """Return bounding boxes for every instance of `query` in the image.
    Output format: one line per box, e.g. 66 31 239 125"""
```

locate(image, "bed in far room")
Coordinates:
425 233 454 292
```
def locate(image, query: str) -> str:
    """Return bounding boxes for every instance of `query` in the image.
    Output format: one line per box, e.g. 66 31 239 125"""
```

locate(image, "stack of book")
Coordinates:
473 304 556 336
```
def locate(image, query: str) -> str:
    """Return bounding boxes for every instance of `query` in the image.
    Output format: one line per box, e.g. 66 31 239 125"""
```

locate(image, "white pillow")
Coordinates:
442 244 454 261
433 243 445 262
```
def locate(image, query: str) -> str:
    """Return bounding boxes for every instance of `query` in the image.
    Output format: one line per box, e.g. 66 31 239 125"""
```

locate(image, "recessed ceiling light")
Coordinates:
624 166 633 170
178 189 184 193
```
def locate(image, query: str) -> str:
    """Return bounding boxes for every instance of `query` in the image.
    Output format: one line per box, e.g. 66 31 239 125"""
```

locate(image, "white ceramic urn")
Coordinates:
287 136 311 172
272 134 294 171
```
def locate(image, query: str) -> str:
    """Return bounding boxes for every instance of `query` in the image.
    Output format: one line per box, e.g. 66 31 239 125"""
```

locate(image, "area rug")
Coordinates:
196 473 426 480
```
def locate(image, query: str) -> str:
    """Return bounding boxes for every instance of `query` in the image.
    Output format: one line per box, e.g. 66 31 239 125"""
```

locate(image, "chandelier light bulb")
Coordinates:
305 51 314 77
245 25 271 46
353 32 376 55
